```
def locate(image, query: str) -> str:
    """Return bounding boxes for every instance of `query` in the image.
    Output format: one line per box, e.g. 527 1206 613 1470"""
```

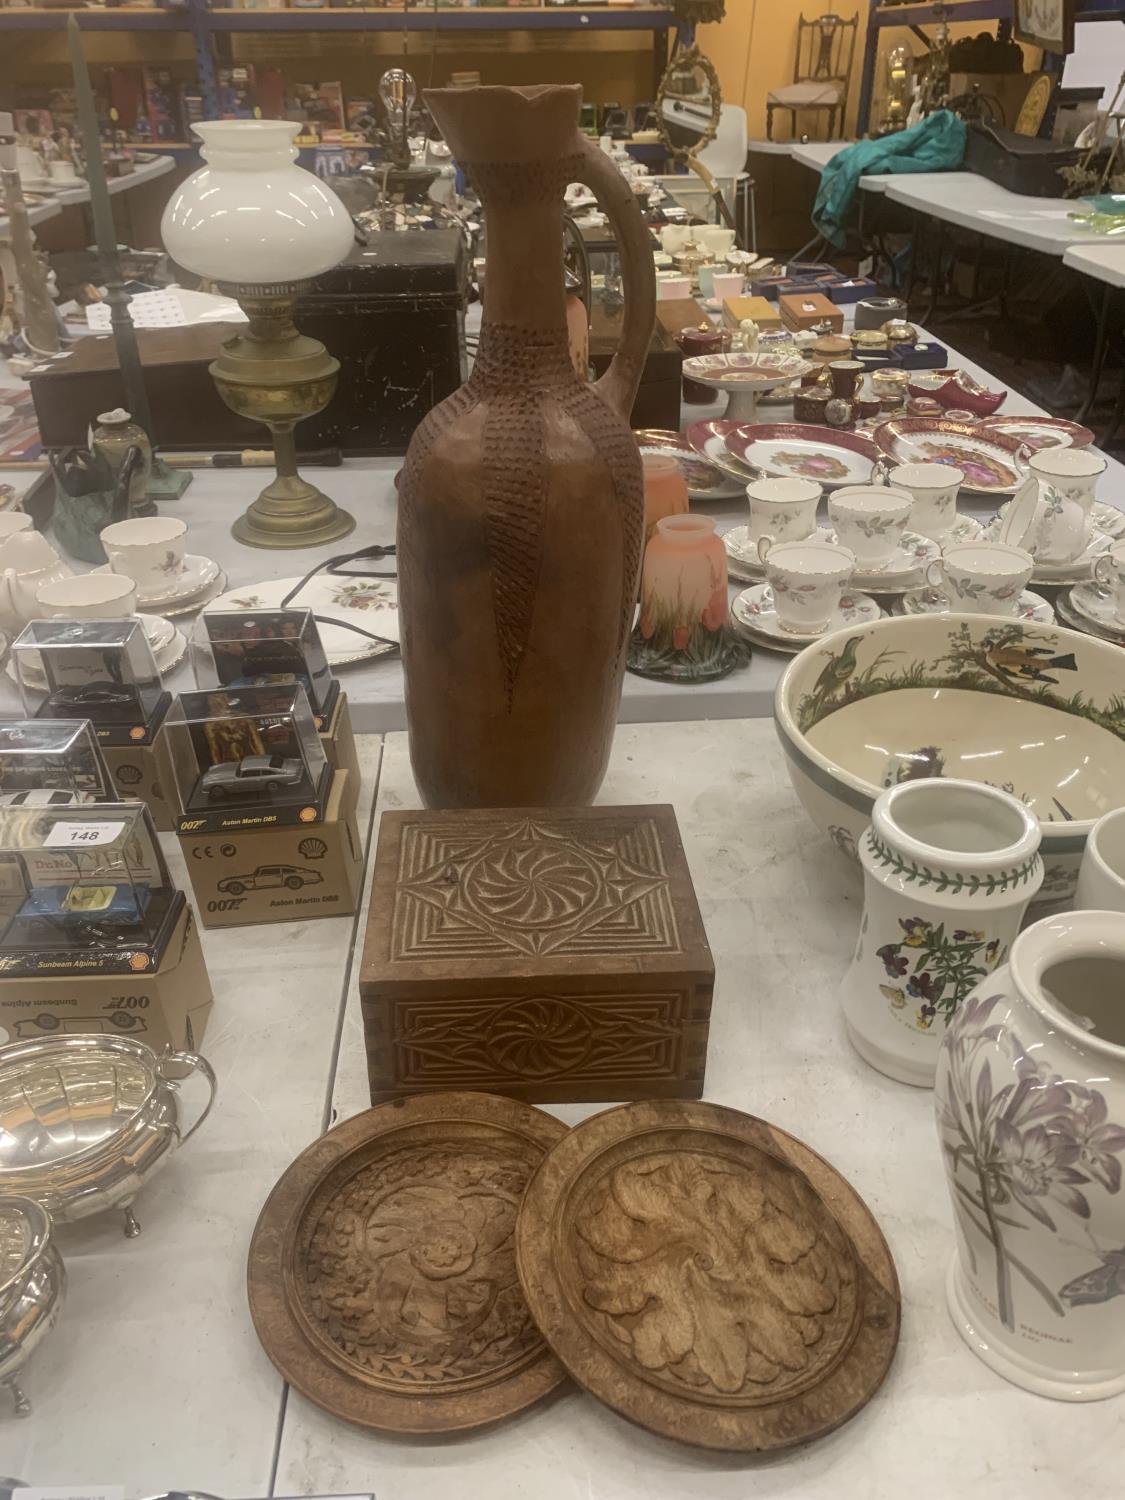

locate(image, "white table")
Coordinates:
49 154 175 210
5 733 383 1498
882 171 1110 256
0 199 61 241
2 315 1121 736
276 725 1125 1500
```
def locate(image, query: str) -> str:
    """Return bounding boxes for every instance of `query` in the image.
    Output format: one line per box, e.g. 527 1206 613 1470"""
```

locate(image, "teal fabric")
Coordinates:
813 110 968 248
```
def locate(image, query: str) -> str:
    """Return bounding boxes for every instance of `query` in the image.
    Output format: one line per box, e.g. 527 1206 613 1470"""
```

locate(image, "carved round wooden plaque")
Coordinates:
248 1091 569 1433
515 1099 900 1452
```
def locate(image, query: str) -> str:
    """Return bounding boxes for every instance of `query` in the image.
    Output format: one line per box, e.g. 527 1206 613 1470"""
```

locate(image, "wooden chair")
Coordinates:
767 13 859 141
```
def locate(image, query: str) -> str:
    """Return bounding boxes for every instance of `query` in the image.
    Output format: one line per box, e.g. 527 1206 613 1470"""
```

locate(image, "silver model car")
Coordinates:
200 754 304 802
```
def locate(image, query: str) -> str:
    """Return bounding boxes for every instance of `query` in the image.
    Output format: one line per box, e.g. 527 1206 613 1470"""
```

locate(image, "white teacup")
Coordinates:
1094 539 1125 626
759 537 855 634
926 540 1034 615
48 160 79 183
100 515 187 598
1076 807 1125 914
36 572 137 619
886 462 963 542
0 512 33 544
712 272 745 301
1027 448 1106 564
828 485 913 570
698 225 737 258
746 477 821 557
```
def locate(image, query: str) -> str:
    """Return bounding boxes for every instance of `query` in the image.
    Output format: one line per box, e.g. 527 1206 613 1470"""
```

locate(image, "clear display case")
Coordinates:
165 683 331 828
0 800 183 975
12 619 169 747
191 608 336 722
0 720 116 804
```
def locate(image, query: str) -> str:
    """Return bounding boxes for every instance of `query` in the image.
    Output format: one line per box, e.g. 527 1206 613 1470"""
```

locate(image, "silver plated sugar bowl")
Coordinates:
0 1195 66 1417
0 1034 217 1238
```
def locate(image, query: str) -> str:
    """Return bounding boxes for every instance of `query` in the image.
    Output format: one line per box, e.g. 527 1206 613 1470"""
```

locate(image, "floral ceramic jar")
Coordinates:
935 910 1125 1399
628 514 747 682
841 778 1043 1087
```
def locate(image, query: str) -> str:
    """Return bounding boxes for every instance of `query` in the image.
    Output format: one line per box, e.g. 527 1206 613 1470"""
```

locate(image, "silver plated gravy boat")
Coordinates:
0 1034 216 1238
0 1195 65 1416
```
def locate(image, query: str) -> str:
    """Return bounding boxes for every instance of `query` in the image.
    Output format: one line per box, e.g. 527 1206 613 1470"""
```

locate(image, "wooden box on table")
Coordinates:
360 805 715 1104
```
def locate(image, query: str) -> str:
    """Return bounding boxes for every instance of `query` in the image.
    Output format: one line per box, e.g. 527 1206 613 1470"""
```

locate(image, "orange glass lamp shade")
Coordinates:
642 454 690 541
628 514 750 682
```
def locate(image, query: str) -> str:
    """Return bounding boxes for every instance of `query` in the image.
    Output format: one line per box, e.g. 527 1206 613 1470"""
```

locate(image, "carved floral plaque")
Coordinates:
516 1099 901 1451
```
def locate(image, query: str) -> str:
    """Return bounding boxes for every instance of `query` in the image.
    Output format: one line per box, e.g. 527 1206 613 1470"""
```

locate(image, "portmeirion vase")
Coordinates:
935 910 1125 1399
841 778 1042 1087
398 85 655 806
628 514 748 683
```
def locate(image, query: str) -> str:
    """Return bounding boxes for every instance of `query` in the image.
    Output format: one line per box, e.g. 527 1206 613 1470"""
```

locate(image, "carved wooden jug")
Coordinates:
398 85 656 807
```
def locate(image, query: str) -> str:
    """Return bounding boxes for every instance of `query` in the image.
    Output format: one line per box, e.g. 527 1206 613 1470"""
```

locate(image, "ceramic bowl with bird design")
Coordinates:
774 614 1125 901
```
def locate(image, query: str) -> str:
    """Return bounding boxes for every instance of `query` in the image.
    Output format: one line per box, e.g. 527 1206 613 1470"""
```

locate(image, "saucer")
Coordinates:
893 586 1054 624
1056 587 1125 646
205 575 399 667
731 584 881 650
1068 580 1125 639
138 553 221 607
724 520 843 576
1094 501 1125 540
934 514 984 546
822 528 941 592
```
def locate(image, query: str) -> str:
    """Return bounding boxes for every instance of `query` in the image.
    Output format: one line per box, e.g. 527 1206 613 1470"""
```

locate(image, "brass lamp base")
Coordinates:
210 281 354 549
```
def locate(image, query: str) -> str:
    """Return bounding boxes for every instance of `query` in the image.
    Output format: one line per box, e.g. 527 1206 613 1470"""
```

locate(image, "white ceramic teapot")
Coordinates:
0 531 73 633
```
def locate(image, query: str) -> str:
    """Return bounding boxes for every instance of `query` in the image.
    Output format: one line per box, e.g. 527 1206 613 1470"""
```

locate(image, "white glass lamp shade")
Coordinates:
160 120 354 286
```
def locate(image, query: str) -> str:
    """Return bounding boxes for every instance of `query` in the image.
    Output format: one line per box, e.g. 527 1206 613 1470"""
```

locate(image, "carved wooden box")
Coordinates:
360 805 714 1104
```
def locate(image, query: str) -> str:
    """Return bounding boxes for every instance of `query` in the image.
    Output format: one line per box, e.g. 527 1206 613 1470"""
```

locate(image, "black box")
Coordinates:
296 228 469 455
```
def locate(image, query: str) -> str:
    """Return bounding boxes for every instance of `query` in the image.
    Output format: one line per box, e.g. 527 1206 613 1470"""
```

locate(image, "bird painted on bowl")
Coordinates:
811 634 863 707
986 641 1078 686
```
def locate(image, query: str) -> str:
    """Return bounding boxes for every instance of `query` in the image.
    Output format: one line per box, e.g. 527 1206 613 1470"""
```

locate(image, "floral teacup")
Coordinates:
828 485 913 570
926 540 1034 616
885 462 964 542
746 477 821 559
1027 448 1106 565
759 537 855 634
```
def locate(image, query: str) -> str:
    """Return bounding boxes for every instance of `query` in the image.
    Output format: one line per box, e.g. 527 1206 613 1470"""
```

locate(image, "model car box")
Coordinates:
179 768 362 928
321 690 359 785
360 804 715 1106
0 901 212 1053
103 728 177 833
779 291 844 333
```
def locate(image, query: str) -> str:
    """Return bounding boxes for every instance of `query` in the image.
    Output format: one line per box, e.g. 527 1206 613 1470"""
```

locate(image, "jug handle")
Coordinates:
161 1049 217 1146
574 135 657 423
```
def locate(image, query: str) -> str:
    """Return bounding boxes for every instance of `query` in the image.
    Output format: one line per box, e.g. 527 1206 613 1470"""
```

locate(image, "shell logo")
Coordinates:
129 952 152 972
299 806 317 823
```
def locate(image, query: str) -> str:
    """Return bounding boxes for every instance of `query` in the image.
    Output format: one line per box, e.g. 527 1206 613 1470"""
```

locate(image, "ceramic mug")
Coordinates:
712 273 744 301
657 276 691 301
759 537 855 634
926 540 1034 615
886 462 964 542
1027 447 1106 564
828 485 913 570
746 477 821 557
1094 539 1125 626
0 512 33 544
48 160 79 183
36 572 137 619
101 516 187 598
698 225 736 258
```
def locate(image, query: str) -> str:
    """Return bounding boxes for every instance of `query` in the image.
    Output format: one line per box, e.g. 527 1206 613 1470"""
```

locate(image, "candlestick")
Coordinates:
0 138 60 357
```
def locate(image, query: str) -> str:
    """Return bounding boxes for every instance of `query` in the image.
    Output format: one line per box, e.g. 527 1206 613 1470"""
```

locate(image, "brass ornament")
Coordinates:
210 282 354 550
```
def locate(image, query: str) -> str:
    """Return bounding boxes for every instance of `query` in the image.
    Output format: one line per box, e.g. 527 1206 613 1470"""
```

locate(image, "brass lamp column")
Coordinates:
211 282 353 548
